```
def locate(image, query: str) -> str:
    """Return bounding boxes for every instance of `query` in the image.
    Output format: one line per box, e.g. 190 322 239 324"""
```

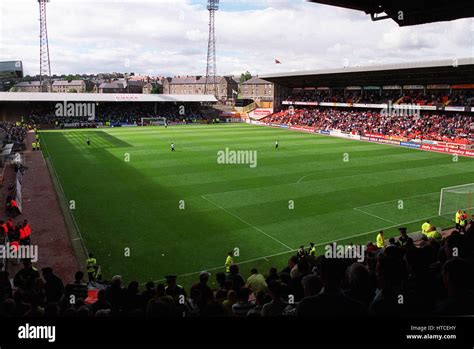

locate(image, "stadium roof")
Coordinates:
309 0 474 26
260 58 474 88
0 92 217 103
242 76 272 85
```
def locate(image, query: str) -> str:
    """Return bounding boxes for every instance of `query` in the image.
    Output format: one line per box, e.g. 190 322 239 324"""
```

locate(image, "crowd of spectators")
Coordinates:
27 102 213 126
265 108 472 144
0 124 28 150
285 89 474 106
0 223 473 318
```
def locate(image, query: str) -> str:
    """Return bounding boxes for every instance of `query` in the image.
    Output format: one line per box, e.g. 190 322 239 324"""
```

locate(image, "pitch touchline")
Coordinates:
143 213 442 285
41 140 89 256
200 195 293 251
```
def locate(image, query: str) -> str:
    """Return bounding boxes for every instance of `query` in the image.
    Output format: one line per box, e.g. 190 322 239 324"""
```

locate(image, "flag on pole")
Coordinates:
275 59 281 64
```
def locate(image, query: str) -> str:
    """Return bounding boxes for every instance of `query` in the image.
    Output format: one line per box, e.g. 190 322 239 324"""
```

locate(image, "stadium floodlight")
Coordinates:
207 0 219 11
438 183 474 218
38 0 52 92
204 0 219 97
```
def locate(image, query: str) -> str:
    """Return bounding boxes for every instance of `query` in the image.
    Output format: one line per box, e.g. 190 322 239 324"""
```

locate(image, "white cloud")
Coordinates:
0 0 471 77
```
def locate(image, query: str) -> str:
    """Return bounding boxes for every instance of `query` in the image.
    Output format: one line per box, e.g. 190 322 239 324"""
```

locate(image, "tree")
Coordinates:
65 74 80 82
151 86 161 94
240 71 252 83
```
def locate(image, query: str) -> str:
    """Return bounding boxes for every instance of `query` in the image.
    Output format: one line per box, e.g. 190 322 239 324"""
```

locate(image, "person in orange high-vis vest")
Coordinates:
21 220 31 245
0 220 8 237
6 218 13 230
10 199 19 217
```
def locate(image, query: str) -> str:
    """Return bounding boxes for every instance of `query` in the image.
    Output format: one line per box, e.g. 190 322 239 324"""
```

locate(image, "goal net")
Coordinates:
438 183 474 219
141 117 166 126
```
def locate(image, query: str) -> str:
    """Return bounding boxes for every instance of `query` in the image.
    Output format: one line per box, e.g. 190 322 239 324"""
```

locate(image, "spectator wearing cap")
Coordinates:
164 275 187 300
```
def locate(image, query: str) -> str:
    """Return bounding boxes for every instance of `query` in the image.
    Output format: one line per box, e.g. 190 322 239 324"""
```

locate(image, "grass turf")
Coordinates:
39 123 474 289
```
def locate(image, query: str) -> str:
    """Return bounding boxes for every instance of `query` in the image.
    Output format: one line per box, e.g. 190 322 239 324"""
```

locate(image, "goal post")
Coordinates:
438 183 474 219
140 117 166 126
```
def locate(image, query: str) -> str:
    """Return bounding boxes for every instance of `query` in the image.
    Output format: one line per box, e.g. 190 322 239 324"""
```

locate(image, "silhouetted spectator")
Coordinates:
42 267 64 303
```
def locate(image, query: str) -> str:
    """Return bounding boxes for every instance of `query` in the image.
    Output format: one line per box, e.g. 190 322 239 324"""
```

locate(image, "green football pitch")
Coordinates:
39 124 474 288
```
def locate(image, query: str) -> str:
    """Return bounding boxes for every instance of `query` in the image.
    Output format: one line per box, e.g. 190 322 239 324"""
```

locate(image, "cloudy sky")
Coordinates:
0 0 472 77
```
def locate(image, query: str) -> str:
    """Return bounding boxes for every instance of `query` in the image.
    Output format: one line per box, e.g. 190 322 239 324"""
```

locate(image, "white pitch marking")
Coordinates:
353 192 439 210
201 194 293 251
142 213 444 286
353 207 397 225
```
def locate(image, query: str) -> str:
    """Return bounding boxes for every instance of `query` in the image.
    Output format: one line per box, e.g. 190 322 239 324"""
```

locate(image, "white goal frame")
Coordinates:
438 183 473 217
140 117 166 126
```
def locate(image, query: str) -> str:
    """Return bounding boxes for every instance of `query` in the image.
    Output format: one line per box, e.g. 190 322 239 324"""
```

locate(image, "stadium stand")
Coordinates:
1 125 471 319
284 89 474 106
26 102 214 127
263 108 472 144
0 225 473 318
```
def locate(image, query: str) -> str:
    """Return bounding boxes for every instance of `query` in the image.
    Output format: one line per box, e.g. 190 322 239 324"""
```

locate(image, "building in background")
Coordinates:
13 81 48 92
52 80 87 93
98 79 149 93
240 76 273 103
163 75 238 102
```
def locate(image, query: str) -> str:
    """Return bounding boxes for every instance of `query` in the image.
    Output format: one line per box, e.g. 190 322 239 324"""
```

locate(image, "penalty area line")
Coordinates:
200 194 293 251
